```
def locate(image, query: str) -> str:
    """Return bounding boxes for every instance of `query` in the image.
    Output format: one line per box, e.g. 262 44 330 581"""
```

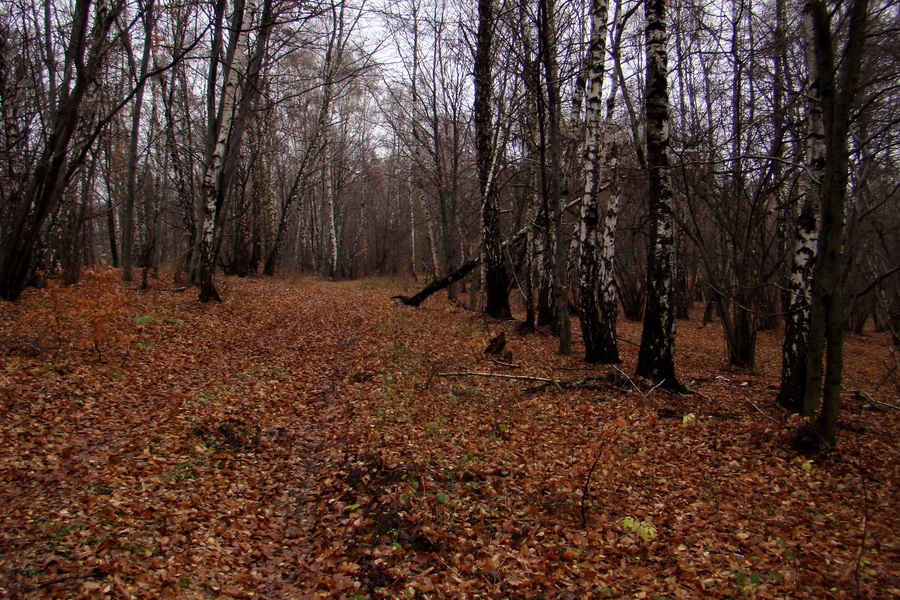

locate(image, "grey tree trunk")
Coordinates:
122 0 156 282
635 0 681 390
539 0 570 353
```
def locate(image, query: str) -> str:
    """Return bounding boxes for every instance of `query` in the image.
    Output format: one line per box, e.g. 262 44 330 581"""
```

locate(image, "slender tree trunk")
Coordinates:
539 0 570 353
324 123 339 278
779 0 823 411
802 0 869 446
577 0 618 363
594 0 627 362
122 0 155 282
474 0 511 319
408 153 418 278
198 1 253 302
635 0 681 390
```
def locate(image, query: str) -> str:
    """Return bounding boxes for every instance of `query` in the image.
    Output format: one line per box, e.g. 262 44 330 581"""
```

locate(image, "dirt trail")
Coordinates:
0 277 392 598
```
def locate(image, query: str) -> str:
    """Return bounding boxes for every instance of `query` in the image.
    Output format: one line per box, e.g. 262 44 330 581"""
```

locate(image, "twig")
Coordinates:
685 385 712 400
580 453 603 529
434 371 559 384
854 431 869 599
744 396 779 423
21 569 109 592
614 365 644 398
647 379 667 396
491 359 520 369
855 389 900 411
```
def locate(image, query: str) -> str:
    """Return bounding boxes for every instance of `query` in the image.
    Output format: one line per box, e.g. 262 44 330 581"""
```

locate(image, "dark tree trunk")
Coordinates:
0 0 123 300
802 0 869 446
635 0 681 390
397 227 529 308
395 260 480 308
474 0 511 320
539 0 570 353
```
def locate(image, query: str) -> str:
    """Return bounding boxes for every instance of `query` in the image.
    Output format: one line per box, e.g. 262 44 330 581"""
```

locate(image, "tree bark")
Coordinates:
779 0 823 411
474 0 511 319
576 0 619 363
802 0 869 446
635 0 681 390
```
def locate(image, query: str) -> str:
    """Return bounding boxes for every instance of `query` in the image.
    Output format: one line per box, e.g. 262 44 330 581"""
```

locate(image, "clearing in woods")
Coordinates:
0 271 897 598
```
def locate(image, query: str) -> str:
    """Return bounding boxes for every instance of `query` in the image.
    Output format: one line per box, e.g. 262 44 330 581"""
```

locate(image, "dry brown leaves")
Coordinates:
0 271 897 599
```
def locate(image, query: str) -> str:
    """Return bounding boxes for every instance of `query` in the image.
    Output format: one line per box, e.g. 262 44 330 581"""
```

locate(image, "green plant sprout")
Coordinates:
622 516 657 541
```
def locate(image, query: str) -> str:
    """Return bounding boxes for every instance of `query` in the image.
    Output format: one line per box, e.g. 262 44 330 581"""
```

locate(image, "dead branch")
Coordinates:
434 371 559 383
491 359 520 369
744 396 780 423
854 389 900 411
428 369 610 394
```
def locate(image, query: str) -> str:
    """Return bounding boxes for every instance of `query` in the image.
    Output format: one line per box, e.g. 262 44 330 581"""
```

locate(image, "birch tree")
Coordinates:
779 0 824 411
198 0 275 301
576 0 617 363
474 0 511 319
635 0 681 389
802 0 870 446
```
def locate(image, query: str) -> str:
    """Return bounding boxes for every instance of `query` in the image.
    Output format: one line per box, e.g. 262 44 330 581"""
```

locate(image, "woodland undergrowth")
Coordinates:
0 270 897 599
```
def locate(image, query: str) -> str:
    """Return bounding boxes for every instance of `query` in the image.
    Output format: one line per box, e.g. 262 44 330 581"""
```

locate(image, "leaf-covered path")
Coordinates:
1 272 898 598
0 275 394 598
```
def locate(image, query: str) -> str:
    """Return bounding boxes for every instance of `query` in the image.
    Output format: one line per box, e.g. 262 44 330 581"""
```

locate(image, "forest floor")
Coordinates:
0 269 898 600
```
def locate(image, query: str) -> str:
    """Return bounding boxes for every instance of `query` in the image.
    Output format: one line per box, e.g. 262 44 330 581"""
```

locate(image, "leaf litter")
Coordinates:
0 270 897 599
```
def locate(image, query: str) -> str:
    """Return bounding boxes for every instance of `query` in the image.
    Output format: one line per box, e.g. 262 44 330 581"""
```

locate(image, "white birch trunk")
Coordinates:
198 1 253 301
576 0 617 362
779 0 824 409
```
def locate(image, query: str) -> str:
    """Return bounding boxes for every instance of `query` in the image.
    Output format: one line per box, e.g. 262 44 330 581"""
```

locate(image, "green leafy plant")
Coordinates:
622 516 657 541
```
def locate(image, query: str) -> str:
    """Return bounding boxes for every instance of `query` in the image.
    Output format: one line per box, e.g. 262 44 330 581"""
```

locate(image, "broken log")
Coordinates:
393 259 479 307
394 226 530 308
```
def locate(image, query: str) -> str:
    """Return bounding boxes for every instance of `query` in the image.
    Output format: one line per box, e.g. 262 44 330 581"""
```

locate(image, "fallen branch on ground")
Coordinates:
426 368 611 394
394 226 530 307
